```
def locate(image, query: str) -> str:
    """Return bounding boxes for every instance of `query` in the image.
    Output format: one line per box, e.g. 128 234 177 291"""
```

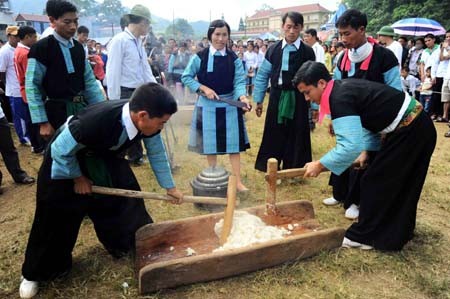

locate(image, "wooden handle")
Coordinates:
220 175 237 246
265 158 278 215
264 162 362 180
91 186 228 206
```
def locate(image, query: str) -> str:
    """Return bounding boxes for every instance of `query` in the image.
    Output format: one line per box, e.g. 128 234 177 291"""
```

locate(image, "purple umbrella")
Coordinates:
391 17 446 36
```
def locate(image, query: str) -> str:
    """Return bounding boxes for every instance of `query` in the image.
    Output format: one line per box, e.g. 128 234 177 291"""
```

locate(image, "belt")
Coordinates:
121 86 136 92
48 95 85 103
396 99 423 130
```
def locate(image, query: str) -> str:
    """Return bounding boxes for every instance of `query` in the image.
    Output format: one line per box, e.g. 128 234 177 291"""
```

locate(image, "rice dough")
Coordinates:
214 211 290 251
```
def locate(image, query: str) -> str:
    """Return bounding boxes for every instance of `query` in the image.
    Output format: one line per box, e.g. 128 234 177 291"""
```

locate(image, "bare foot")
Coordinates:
236 183 249 192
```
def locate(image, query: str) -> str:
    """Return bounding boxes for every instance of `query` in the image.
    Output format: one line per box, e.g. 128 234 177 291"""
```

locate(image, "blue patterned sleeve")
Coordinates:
233 58 247 99
333 66 343 80
50 126 85 179
253 59 272 103
383 66 402 91
362 128 381 151
143 134 175 189
26 58 48 124
320 116 364 175
181 55 201 93
83 60 104 104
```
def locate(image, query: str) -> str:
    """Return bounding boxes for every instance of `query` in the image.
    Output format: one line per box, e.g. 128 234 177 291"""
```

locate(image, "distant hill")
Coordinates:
151 16 209 37
189 20 209 36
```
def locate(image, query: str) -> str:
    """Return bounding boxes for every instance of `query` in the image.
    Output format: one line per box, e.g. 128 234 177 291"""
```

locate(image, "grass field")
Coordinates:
0 103 449 299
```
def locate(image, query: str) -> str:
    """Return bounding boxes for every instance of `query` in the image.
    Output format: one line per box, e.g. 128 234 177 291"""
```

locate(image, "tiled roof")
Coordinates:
15 13 49 22
249 3 330 20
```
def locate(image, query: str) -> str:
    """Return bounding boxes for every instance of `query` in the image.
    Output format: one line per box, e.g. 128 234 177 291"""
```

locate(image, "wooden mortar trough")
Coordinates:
135 199 345 294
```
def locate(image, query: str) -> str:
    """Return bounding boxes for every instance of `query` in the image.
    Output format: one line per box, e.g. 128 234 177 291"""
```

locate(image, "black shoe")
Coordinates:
16 176 35 185
129 158 144 166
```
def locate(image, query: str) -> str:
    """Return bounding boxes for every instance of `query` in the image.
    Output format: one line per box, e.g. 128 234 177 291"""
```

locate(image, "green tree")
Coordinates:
69 0 98 16
345 0 450 36
239 17 245 31
165 19 195 40
99 0 126 24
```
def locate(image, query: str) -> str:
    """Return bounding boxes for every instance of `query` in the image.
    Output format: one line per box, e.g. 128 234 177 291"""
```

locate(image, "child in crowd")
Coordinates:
400 66 420 96
419 67 433 113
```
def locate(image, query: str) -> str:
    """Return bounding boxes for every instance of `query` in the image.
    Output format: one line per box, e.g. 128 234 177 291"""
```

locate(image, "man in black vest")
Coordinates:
19 83 183 298
26 0 104 141
253 11 315 173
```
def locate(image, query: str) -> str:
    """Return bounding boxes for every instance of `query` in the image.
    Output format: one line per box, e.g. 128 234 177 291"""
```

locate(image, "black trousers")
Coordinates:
21 149 152 281
0 117 28 183
120 87 143 162
255 87 312 172
346 112 436 251
431 77 443 116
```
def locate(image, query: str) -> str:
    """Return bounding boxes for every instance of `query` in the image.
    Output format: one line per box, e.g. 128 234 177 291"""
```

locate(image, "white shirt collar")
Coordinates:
17 42 30 50
282 37 301 49
53 31 74 47
121 103 139 140
209 45 226 56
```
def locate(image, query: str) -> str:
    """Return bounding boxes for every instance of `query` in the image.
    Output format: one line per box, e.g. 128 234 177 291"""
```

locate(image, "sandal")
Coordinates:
445 131 450 138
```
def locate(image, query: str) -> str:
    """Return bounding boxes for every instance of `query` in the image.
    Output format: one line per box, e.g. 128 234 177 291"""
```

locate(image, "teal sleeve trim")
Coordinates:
181 55 201 93
320 115 363 175
362 128 381 151
143 134 175 189
58 43 75 74
168 54 174 72
233 58 247 99
25 58 48 123
83 60 104 104
333 66 342 80
383 66 402 91
253 59 272 103
50 126 85 179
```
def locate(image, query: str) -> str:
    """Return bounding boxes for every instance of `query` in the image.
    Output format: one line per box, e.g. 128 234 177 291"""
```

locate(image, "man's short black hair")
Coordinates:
129 83 177 118
18 26 36 40
305 28 318 38
77 25 89 35
336 41 344 48
207 20 230 41
336 9 367 30
46 0 77 19
282 11 304 26
292 61 331 87
398 36 407 42
424 33 435 39
128 14 146 25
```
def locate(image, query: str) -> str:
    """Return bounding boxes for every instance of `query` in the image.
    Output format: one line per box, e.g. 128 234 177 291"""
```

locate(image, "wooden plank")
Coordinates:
138 227 345 294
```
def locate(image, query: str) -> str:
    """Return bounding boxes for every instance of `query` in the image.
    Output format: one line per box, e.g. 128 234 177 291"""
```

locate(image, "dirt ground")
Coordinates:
0 111 449 299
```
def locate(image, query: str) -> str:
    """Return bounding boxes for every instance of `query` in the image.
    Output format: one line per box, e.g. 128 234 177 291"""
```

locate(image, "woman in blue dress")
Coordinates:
182 20 251 192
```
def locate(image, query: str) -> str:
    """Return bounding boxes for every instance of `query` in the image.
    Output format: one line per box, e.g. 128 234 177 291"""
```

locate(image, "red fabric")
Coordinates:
339 37 378 73
319 79 334 124
90 54 105 81
13 46 29 103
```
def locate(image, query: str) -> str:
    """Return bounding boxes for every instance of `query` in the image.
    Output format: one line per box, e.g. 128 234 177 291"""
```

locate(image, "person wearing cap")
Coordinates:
25 0 104 141
0 25 31 146
106 4 156 166
294 61 436 251
377 25 403 70
323 9 402 220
